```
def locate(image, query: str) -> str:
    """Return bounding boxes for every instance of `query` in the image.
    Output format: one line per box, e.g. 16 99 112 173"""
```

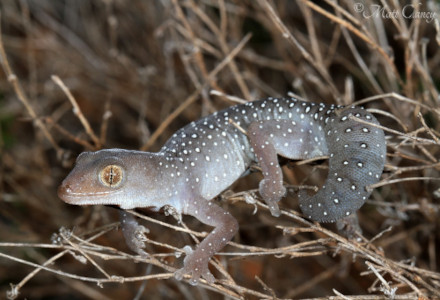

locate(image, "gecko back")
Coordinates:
158 97 386 221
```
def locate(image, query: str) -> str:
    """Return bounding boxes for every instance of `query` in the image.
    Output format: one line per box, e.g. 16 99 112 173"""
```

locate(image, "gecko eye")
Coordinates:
99 165 123 188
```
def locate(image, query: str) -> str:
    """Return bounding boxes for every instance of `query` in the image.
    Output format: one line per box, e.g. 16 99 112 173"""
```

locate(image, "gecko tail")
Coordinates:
298 107 386 223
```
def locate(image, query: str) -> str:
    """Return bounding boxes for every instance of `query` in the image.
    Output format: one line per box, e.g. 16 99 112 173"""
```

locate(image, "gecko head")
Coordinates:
58 149 140 208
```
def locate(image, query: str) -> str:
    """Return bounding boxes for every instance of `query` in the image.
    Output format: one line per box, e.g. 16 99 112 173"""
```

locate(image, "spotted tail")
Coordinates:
298 107 386 222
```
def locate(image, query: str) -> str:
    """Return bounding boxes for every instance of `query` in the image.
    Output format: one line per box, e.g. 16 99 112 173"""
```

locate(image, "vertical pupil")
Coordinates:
109 167 114 185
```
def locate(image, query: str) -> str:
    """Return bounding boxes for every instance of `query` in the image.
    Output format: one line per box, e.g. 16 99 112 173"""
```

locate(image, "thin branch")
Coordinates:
52 75 101 149
0 16 62 156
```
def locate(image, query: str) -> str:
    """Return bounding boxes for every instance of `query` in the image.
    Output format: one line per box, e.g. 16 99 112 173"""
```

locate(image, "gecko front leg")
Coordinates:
174 198 238 285
119 210 149 256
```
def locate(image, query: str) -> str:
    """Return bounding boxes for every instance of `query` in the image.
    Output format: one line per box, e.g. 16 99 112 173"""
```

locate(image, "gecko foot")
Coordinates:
120 211 150 256
174 246 215 285
259 179 285 217
124 224 149 256
336 214 362 240
133 225 149 255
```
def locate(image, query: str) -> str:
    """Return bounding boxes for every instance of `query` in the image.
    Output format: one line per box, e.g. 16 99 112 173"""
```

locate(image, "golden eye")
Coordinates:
99 165 123 188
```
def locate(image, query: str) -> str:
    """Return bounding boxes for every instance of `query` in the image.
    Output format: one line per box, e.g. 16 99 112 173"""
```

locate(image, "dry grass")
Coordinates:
0 1 439 299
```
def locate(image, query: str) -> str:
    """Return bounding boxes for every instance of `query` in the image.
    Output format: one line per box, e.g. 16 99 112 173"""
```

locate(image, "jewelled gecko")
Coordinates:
58 97 386 285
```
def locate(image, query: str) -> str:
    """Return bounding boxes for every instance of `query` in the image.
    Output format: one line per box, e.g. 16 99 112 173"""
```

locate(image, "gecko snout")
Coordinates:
57 182 72 202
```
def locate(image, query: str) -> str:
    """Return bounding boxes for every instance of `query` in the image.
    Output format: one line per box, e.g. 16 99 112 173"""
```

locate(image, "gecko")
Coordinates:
57 97 386 285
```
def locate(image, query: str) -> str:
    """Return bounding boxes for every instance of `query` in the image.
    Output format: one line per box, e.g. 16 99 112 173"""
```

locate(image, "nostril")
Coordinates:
57 183 71 198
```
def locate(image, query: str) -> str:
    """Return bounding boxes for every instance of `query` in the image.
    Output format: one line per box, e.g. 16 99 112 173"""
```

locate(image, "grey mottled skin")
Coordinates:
58 97 386 285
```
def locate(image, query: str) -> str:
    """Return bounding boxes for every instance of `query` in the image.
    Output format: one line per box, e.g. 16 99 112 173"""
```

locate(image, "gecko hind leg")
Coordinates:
248 119 327 217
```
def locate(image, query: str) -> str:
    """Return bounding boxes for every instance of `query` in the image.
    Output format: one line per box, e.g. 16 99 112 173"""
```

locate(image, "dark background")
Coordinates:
0 1 439 299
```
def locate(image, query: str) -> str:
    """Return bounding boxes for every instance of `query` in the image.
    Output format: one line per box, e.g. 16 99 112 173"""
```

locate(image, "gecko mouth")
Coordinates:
57 183 122 205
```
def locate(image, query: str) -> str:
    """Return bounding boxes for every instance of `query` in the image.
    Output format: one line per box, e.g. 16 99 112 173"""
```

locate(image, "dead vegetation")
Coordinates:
0 0 439 299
